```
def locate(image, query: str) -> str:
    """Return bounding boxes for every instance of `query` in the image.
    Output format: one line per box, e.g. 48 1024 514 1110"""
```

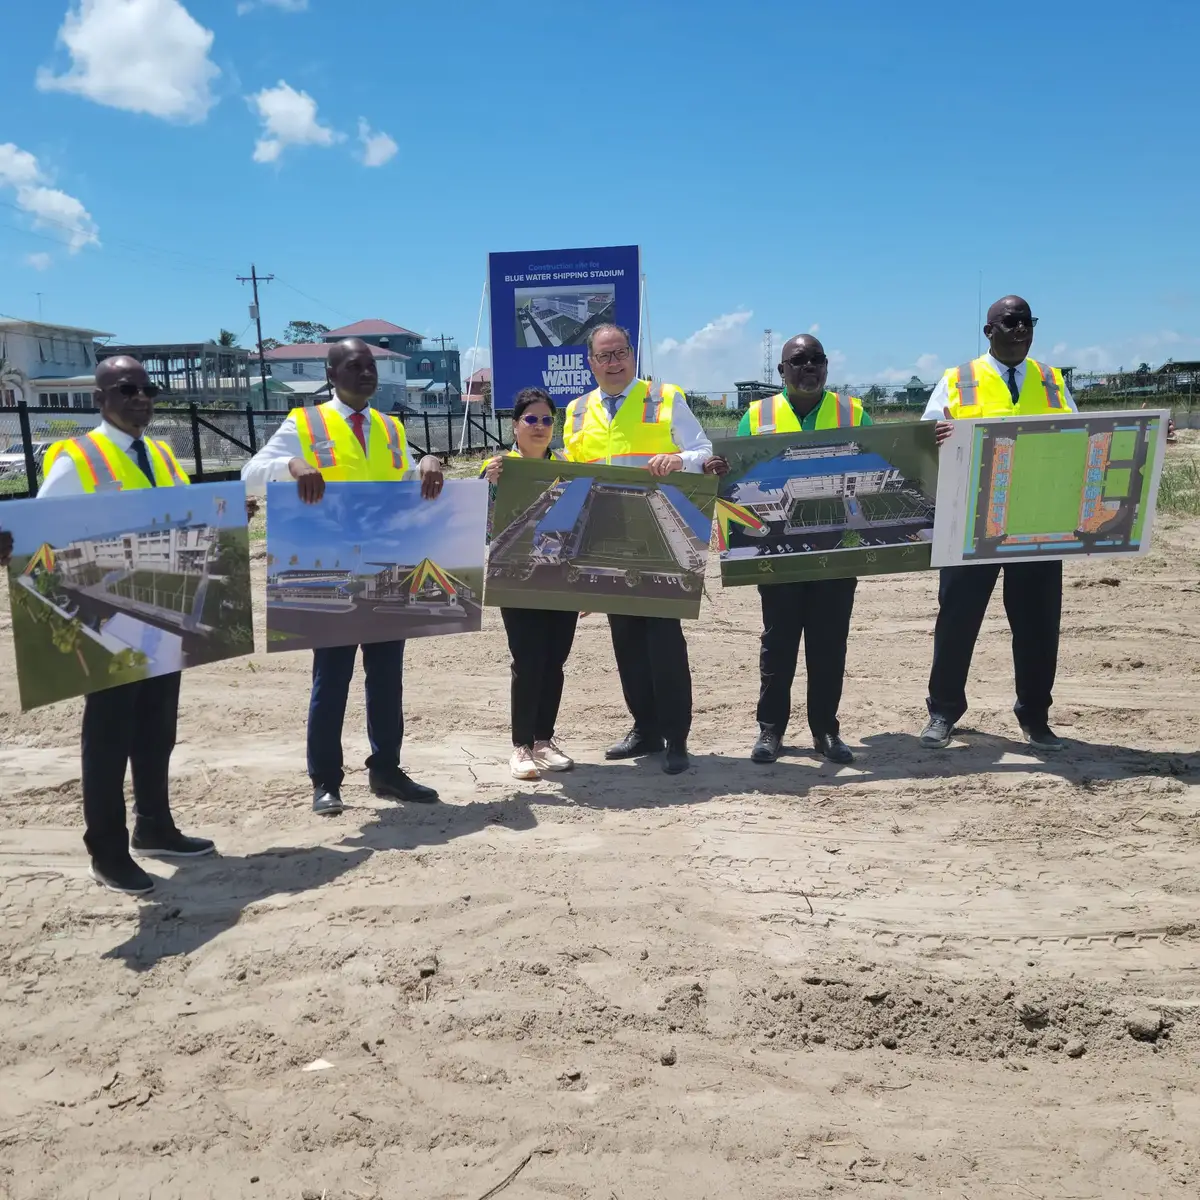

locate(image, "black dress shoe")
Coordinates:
90 856 155 896
131 828 216 858
813 732 855 765
370 769 439 804
312 786 344 815
605 728 664 760
751 729 781 764
662 742 690 775
1020 724 1065 751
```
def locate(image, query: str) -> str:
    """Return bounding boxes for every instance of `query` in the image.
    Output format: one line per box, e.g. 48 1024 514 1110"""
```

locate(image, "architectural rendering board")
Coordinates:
3 482 253 711
712 423 940 585
486 458 718 619
930 410 1167 567
265 480 487 652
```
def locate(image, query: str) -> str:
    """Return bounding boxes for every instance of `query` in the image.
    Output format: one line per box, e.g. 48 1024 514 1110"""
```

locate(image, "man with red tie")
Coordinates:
242 338 444 814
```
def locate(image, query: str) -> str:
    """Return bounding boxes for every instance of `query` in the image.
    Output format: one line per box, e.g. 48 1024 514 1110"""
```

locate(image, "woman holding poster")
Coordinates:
482 388 578 781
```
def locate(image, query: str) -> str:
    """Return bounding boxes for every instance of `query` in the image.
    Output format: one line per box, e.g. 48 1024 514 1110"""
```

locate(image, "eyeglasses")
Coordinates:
520 414 555 427
783 352 827 369
116 383 160 399
993 315 1038 334
591 347 632 365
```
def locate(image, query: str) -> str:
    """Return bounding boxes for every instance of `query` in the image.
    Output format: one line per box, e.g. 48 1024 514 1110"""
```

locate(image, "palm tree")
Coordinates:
0 357 27 405
217 330 239 347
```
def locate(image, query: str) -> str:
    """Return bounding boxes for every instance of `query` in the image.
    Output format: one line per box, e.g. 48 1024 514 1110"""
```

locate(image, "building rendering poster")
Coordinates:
3 483 254 711
487 245 641 409
486 457 717 620
712 424 940 586
930 409 1168 567
265 480 487 653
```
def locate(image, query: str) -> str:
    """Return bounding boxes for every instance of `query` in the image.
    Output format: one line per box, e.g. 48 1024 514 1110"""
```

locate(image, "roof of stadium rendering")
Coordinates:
738 450 897 492
659 484 716 542
537 477 593 535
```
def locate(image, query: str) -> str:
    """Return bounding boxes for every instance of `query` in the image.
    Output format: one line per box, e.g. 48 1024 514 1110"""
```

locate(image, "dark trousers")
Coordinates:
927 561 1062 728
307 640 405 790
501 607 579 746
757 578 857 740
607 614 692 744
81 672 181 864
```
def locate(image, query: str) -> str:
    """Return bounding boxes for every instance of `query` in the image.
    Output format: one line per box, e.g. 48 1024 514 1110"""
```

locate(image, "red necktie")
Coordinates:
348 410 367 451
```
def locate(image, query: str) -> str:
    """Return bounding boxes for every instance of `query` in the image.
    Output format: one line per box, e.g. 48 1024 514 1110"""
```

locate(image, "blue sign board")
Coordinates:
487 245 641 409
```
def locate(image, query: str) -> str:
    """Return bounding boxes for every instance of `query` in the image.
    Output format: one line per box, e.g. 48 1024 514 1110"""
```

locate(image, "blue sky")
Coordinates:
2 0 1198 392
266 479 486 569
6 480 244 554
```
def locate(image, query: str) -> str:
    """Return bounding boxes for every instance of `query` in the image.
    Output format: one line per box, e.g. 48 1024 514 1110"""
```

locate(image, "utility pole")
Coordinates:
430 333 457 402
237 264 274 409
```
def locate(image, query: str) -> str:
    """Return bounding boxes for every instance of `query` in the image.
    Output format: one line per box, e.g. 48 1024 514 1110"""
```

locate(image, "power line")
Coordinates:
237 265 274 409
272 275 357 323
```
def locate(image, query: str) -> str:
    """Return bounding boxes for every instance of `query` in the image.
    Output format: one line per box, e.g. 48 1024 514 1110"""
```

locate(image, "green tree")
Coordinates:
261 337 281 351
284 320 330 345
217 329 239 347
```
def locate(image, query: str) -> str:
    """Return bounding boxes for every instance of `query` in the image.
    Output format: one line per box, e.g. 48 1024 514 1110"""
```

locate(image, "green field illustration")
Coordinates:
964 413 1164 560
486 458 717 619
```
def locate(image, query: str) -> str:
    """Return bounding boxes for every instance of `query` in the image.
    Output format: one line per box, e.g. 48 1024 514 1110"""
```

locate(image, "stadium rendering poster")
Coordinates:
712 424 940 586
265 480 487 652
486 457 718 620
487 245 641 408
930 409 1168 567
3 483 253 711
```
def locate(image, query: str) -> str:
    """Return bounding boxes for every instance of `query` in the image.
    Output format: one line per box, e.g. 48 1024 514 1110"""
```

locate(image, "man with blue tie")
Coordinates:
242 338 445 814
27 356 215 895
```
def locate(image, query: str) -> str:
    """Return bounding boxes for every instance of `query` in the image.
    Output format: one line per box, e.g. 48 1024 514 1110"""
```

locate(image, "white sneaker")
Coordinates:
510 745 539 780
532 739 574 772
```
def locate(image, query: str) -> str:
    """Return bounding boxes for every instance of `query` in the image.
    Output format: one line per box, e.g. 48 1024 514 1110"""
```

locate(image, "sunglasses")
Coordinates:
993 315 1038 334
784 353 827 369
520 414 555 427
116 383 160 399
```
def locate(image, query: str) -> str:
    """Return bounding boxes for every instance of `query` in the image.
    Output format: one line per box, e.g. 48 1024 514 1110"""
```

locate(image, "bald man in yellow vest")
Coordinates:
920 295 1074 752
563 323 724 775
243 338 445 814
737 333 868 766
21 357 214 895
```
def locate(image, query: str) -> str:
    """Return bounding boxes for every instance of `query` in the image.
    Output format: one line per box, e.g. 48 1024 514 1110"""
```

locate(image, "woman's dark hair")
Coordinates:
512 387 555 422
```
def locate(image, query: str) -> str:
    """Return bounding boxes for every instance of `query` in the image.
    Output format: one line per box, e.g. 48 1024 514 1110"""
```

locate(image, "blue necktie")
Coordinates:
603 393 621 419
130 438 157 486
1006 367 1020 405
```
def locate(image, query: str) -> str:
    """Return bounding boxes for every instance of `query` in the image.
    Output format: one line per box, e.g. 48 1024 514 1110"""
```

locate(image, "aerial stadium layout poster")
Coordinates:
711 423 940 586
486 458 718 619
3 482 254 711
265 479 487 652
930 409 1168 567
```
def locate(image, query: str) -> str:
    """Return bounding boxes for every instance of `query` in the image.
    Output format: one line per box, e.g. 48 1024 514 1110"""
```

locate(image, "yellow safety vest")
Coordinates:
292 402 411 481
747 390 864 434
563 379 681 466
43 429 189 492
943 356 1068 419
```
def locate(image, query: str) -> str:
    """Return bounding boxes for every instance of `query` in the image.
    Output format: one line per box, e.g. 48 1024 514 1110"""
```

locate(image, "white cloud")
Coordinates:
654 310 759 394
461 345 491 374
915 352 942 375
808 323 820 335
26 252 53 271
250 81 339 163
36 0 219 124
0 142 99 254
357 119 398 168
238 0 308 12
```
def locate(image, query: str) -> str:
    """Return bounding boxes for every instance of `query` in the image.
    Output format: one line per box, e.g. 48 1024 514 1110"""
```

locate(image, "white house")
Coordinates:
0 318 114 410
258 342 409 410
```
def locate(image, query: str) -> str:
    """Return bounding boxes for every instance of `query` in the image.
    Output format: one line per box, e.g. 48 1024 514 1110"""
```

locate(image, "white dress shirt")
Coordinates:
240 395 423 497
596 381 713 473
38 419 142 498
922 353 1078 421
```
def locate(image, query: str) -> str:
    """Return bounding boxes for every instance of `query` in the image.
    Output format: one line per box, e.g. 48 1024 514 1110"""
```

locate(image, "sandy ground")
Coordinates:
1 469 1199 1199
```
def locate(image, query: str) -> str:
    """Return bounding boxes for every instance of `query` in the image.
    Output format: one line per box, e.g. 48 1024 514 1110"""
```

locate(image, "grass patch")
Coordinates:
1158 455 1200 516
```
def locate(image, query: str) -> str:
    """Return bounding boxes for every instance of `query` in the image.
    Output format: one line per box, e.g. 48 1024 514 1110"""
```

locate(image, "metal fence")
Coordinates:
4 370 1194 499
0 402 512 500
